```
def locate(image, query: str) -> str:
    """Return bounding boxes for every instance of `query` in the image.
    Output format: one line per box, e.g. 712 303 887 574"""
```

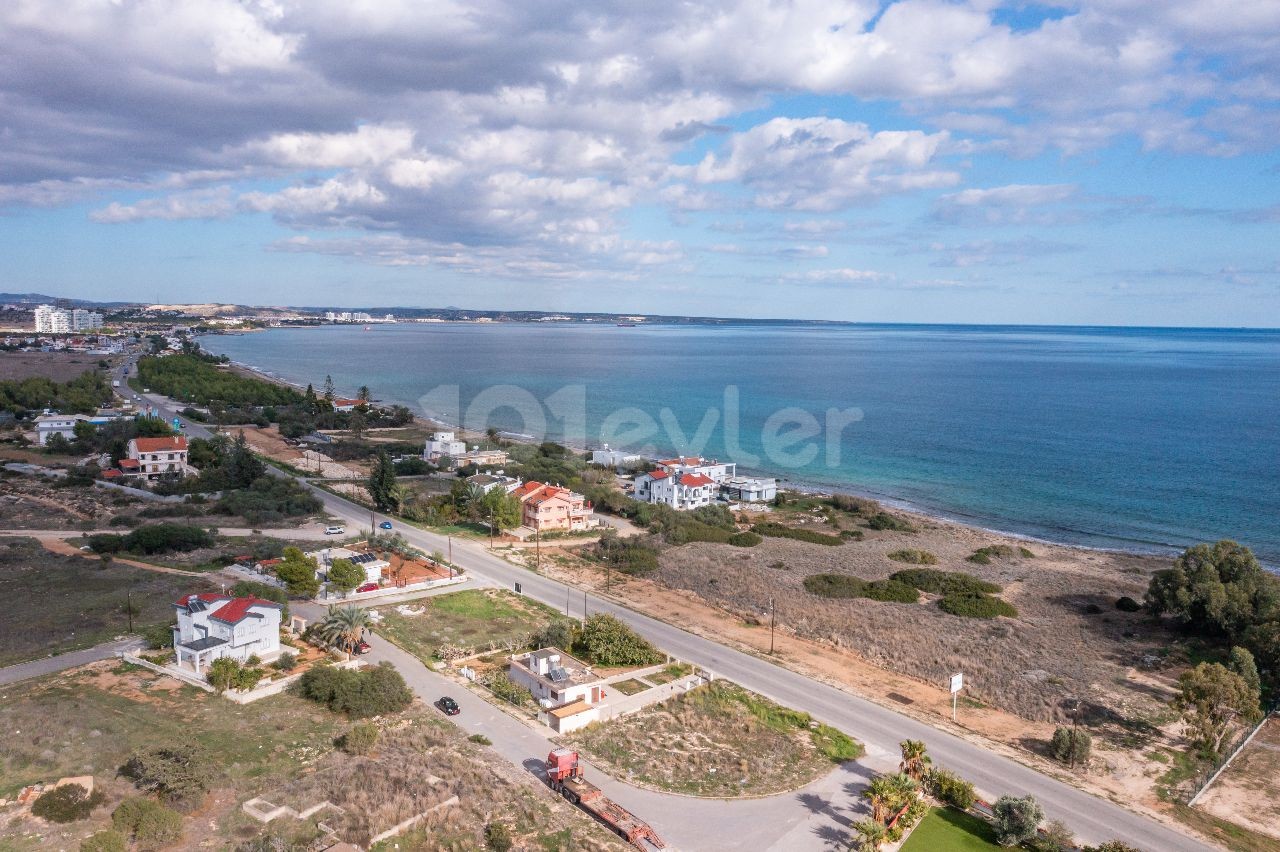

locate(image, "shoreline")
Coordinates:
217 353 1193 569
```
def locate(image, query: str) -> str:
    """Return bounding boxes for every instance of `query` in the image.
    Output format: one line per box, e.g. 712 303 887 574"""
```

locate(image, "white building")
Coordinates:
633 456 737 509
423 430 467 462
590 445 642 469
719 476 778 503
71 309 104 330
465 472 522 494
33 305 71 334
126 435 193 480
172 593 283 675
307 545 388 586
33 413 88 445
508 648 604 733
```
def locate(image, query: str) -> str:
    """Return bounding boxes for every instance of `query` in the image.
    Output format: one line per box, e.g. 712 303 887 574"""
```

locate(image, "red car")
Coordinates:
355 640 372 655
356 582 380 593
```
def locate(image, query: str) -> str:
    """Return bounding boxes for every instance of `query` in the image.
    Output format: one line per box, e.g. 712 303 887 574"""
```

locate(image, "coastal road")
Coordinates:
304 488 1210 851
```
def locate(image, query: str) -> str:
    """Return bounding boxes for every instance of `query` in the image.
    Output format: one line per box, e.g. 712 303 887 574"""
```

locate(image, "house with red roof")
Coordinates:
513 480 594 532
332 398 366 413
125 435 193 480
172 592 283 675
633 456 736 509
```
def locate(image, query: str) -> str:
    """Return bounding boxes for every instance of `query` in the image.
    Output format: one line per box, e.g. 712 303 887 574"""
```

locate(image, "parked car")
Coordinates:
356 582 380 593
379 520 393 530
435 696 460 716
355 640 372 655
325 526 345 535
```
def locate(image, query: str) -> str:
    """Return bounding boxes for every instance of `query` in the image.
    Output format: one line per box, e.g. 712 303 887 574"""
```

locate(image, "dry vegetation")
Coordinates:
0 469 145 529
565 681 857 797
0 351 108 383
1196 717 1280 843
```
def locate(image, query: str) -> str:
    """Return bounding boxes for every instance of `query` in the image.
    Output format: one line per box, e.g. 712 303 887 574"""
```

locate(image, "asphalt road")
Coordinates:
0 637 144 687
123 370 1208 850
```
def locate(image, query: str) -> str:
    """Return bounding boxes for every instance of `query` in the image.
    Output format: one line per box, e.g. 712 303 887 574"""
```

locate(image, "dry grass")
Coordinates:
1196 717 1280 842
653 521 1182 726
0 352 108 383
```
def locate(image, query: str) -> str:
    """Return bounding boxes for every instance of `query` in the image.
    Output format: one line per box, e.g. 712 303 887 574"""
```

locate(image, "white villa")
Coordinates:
720 476 778 503
125 435 194 480
590 445 642 469
307 545 388 585
465 472 522 494
422 431 466 462
633 456 777 508
508 647 604 733
33 413 88 445
173 593 282 675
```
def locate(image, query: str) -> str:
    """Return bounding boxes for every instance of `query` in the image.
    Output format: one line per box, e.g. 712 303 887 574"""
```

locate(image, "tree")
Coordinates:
1145 541 1277 641
207 657 241 693
120 744 217 808
297 661 412 717
850 819 887 851
317 605 370 656
1229 645 1262 697
861 773 916 823
357 385 372 402
322 374 335 402
482 487 521 537
898 740 931 782
274 547 320 598
992 795 1043 847
230 580 289 618
224 432 265 489
45 431 71 454
348 409 366 439
1031 819 1075 852
327 557 365 593
367 451 400 512
1176 662 1262 755
1050 726 1091 768
572 614 663 666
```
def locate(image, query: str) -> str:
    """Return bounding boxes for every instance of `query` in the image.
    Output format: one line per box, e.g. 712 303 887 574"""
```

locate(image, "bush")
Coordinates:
485 821 513 852
31 783 105 822
109 514 140 527
207 657 241 693
752 522 844 546
139 622 174 649
1050 726 1092 766
532 619 577 651
966 544 1023 564
1115 596 1142 612
838 529 864 541
272 651 298 671
595 535 659 575
295 662 413 718
120 744 218 807
488 672 533 706
87 533 124 554
468 733 492 745
80 829 128 852
925 768 976 810
216 476 321 525
727 531 762 547
938 592 1018 619
121 524 215 554
866 512 916 532
890 568 1001 596
572 614 664 666
992 794 1043 847
111 797 184 849
338 723 379 755
887 549 937 564
802 573 919 604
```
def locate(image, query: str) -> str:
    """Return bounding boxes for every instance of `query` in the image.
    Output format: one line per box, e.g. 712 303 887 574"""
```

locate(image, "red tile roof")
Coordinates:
209 596 282 625
513 480 545 500
679 473 715 487
333 398 363 407
102 469 122 479
118 458 140 469
133 436 188 453
647 470 670 480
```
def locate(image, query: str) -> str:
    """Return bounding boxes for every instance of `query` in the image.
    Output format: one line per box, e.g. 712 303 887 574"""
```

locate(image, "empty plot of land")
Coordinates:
565 680 858 797
1196 717 1280 842
374 588 562 662
0 351 106 382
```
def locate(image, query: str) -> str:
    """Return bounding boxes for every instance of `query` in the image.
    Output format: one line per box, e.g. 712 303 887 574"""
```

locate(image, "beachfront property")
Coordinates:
719 476 778 503
590 445 643 469
508 647 604 733
33 304 104 334
422 430 467 462
633 456 777 507
331 397 365 413
513 480 594 532
172 593 283 675
125 435 194 480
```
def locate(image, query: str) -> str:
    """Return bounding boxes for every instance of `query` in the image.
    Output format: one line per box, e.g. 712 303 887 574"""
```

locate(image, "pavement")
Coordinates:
0 637 144 687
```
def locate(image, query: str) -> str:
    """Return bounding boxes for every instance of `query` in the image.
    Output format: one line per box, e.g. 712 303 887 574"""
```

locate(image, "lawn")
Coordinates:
646 662 693 685
564 680 861 797
0 536 219 666
900 807 1001 852
375 588 563 661
610 678 649 696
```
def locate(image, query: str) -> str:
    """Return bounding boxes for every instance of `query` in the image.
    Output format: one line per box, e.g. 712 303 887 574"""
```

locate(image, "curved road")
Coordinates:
128 369 1209 851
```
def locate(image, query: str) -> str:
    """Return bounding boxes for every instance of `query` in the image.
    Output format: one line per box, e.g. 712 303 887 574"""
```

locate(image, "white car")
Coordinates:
325 526 345 535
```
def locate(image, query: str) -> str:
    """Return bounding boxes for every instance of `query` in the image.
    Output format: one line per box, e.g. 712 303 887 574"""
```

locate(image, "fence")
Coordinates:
1186 708 1277 806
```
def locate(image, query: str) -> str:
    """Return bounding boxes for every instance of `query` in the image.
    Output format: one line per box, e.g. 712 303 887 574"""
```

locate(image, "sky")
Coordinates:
1 1 1279 326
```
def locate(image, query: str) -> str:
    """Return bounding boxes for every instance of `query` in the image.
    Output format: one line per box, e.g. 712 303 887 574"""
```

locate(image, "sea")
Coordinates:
203 323 1280 565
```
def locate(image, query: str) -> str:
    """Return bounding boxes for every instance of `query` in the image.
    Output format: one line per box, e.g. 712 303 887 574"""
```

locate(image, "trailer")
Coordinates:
544 748 666 850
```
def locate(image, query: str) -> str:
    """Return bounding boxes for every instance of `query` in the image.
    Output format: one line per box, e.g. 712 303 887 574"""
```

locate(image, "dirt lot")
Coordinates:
375 588 563 662
0 536 219 666
565 680 855 797
0 468 146 529
1197 717 1280 843
0 351 111 383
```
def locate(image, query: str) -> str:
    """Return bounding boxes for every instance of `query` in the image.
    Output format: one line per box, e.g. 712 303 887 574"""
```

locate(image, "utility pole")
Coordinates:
535 528 541 571
565 584 570 617
448 535 453 565
127 588 133 633
583 589 588 619
768 596 775 655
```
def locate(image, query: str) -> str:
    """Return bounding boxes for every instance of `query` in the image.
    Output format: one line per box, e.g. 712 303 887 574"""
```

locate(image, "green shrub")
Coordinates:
572 614 663 666
938 592 1018 619
120 744 217 807
338 723 379 755
87 533 124 554
828 494 880 514
1115 596 1142 612
811 723 864 762
272 651 298 671
488 672 533 706
866 512 916 532
727 531 762 547
109 514 140 527
966 544 1025 564
139 622 174 649
890 568 1001 596
295 662 413 718
993 795 1043 846
111 797 184 849
80 829 128 852
838 529 864 541
802 573 919 604
468 733 492 745
1051 726 1092 766
887 549 937 565
595 535 660 575
1018 546 1036 558
121 524 215 555
925 768 976 810
31 783 105 822
485 821 514 852
752 522 844 546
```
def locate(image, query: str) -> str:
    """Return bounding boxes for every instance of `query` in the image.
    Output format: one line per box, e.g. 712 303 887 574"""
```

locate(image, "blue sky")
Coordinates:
1 0 1278 326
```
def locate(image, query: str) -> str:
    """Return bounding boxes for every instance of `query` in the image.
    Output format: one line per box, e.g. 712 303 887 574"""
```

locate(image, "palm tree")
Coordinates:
899 739 931 782
862 777 895 823
850 818 887 851
885 772 919 813
462 483 488 522
317 605 370 657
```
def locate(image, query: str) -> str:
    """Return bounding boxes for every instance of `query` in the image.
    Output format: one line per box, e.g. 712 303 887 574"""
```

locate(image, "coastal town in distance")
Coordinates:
2 3 1279 852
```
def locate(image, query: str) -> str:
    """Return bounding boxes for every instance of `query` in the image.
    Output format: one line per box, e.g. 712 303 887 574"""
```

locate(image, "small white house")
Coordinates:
719 476 778 503
590 445 642 469
33 413 88 445
508 648 604 733
465 472 522 494
173 593 282 675
423 431 467 462
306 545 388 585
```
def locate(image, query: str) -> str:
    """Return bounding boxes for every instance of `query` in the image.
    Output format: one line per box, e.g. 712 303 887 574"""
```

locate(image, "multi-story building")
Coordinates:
422 430 467 462
33 305 71 334
71 309 104 330
126 435 193 480
172 593 283 675
513 481 593 532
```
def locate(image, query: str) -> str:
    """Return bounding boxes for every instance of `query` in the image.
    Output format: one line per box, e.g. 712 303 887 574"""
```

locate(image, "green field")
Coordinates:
900 807 1001 852
375 588 563 661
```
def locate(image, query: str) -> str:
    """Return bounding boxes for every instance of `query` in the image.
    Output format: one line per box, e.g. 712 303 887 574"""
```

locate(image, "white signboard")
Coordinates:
949 673 964 694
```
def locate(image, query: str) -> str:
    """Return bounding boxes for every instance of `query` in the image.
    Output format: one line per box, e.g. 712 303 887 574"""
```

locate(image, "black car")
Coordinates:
435 696 461 716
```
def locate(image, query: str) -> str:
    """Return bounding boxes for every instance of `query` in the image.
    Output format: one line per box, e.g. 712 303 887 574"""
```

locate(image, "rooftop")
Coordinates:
512 647 599 687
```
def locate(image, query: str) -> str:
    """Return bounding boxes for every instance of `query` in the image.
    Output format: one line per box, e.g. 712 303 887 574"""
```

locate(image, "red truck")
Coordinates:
544 748 666 850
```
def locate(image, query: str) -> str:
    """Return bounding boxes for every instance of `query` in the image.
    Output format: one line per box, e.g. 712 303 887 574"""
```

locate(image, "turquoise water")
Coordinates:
204 323 1280 563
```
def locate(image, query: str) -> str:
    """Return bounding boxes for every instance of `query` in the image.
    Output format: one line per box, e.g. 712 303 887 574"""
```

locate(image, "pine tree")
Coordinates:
367 451 400 511
322 374 335 402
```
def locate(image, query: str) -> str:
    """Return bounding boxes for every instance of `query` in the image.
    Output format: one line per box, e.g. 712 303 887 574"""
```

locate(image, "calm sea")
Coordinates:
204 323 1280 564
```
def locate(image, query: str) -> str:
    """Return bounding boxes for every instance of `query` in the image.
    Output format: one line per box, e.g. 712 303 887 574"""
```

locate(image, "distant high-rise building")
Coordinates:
34 304 71 333
71 309 104 330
